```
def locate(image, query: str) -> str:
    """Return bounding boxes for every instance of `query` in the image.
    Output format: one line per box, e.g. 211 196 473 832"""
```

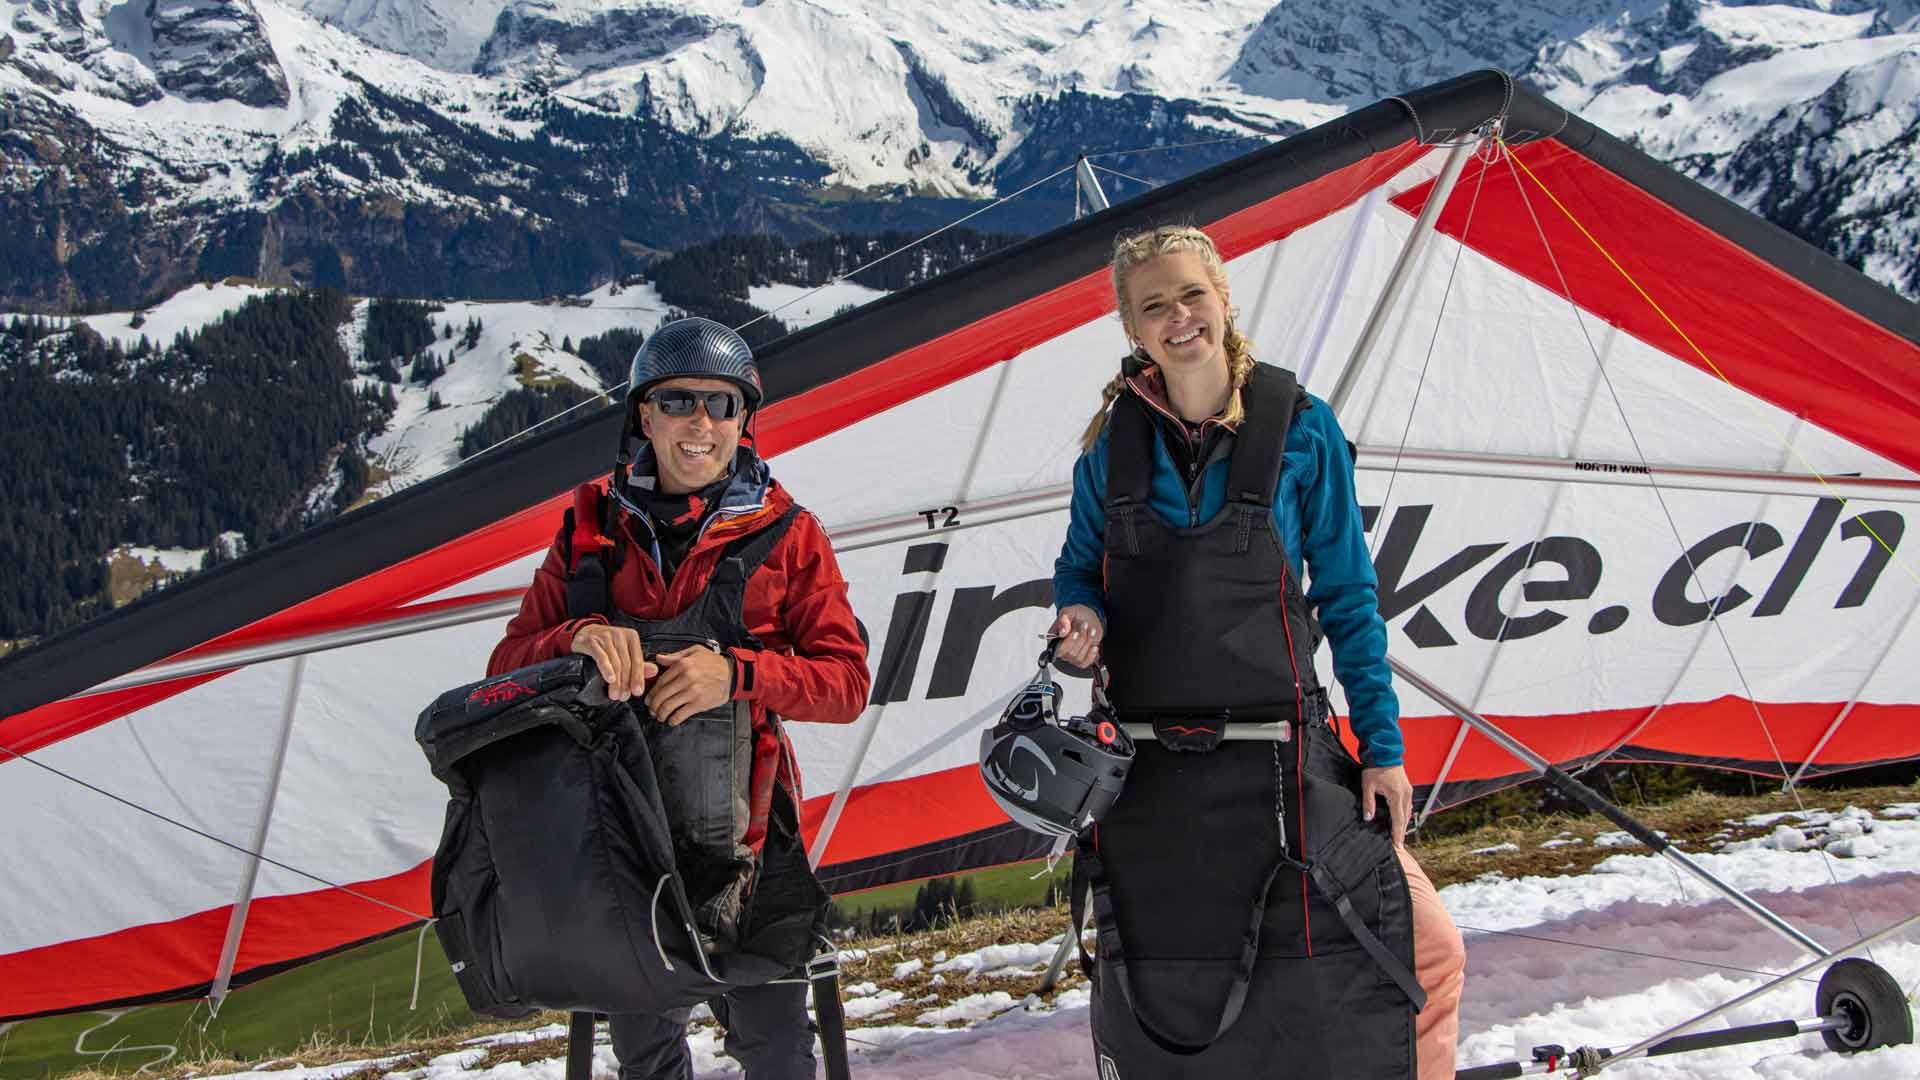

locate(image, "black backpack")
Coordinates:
417 654 829 1018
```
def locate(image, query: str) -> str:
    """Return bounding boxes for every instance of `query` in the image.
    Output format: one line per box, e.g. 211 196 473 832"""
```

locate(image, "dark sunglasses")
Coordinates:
646 388 745 420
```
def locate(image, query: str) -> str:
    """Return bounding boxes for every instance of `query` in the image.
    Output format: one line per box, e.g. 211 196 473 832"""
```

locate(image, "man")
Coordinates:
489 317 870 1079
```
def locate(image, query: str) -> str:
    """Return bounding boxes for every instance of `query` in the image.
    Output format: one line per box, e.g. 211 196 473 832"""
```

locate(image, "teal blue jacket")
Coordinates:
1052 389 1403 767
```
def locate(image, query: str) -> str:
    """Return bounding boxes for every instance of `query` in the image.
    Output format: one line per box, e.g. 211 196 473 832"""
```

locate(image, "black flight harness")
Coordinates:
1073 363 1425 1078
560 486 851 1080
416 484 852 1080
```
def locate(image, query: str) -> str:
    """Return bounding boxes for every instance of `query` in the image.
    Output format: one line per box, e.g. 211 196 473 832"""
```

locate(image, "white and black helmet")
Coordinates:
977 646 1134 839
627 317 763 409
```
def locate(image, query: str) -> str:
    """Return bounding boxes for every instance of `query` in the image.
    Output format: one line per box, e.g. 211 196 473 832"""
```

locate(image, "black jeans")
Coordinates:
610 978 814 1080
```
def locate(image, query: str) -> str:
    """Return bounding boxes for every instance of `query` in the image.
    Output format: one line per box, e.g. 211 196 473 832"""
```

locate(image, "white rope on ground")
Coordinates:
410 919 437 1010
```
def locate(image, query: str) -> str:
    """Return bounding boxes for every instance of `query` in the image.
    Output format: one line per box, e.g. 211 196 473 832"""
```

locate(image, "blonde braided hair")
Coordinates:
1080 224 1254 452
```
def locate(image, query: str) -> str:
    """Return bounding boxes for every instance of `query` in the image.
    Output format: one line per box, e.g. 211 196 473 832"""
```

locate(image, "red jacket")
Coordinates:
489 475 870 852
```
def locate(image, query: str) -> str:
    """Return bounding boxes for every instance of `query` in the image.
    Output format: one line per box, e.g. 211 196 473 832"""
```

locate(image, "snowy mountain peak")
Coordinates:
2 0 1916 309
1226 1 1633 103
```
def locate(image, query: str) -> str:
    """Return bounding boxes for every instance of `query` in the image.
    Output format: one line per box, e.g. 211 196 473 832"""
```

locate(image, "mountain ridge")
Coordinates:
2 0 1915 309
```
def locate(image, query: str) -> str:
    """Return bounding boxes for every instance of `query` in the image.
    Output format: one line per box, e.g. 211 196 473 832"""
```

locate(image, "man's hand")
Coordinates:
1360 764 1414 848
645 646 734 726
1048 604 1104 669
571 623 656 700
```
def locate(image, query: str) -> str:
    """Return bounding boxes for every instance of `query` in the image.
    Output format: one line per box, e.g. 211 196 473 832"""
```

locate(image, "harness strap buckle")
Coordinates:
1149 712 1230 752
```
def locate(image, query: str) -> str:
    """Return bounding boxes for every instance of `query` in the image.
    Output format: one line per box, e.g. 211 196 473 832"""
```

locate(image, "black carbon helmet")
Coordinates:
977 651 1133 840
627 317 763 408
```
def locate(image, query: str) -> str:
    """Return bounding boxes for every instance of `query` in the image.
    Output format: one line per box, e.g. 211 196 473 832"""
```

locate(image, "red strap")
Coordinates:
569 484 612 565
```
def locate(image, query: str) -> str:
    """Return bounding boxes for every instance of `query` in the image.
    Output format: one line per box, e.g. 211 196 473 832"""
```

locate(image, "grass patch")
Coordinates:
0 931 481 1079
1412 783 1919 887
103 548 191 607
510 351 574 390
832 859 1072 935
339 460 395 513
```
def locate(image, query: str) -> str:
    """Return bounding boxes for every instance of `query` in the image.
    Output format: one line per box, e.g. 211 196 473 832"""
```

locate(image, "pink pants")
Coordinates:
1399 847 1465 1080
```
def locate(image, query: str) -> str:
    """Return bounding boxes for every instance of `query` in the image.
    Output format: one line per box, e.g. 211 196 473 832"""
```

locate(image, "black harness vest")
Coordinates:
568 499 802 946
1076 364 1423 1078
1101 364 1323 727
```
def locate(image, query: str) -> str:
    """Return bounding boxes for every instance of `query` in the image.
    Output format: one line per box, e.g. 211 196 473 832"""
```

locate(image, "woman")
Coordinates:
1050 225 1464 1078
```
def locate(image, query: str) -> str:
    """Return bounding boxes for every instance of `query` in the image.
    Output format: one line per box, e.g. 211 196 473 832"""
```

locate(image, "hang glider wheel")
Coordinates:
1817 957 1913 1053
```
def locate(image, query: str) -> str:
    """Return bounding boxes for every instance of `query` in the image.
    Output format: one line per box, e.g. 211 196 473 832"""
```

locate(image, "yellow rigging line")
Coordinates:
1493 134 1890 949
1496 136 1917 588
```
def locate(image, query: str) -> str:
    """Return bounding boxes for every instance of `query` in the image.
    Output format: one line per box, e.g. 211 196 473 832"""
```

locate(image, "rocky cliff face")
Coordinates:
1226 0 1628 102
472 0 718 80
146 0 289 106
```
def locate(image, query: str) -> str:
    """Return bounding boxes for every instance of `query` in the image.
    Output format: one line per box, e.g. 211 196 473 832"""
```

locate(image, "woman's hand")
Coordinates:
570 623 657 701
1048 605 1105 669
1360 764 1414 848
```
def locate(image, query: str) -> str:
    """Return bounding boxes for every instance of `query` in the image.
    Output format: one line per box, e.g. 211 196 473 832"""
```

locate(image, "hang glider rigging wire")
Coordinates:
1085 162 1154 192
1364 133 1497 567
458 161 1090 467
0 740 431 925
1085 133 1271 160
1363 131 1875 952
426 134 1283 474
1491 135 1876 950
1457 923 1799 983
1497 139 1915 589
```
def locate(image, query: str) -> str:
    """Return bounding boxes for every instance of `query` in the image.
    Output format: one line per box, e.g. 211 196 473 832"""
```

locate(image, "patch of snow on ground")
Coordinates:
747 282 889 331
365 282 674 490
67 282 278 350
118 545 206 574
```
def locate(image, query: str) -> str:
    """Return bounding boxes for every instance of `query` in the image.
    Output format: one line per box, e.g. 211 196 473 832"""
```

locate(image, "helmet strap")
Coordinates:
614 401 640 492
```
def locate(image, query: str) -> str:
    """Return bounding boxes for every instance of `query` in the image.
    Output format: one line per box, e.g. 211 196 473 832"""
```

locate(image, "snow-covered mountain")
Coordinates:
2 0 1916 309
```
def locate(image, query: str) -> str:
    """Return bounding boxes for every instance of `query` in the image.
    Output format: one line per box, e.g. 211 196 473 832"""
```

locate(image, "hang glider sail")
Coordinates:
3 70 1918 1024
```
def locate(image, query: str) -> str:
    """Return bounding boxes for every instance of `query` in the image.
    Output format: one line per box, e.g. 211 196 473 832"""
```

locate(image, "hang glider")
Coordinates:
3 71 1918 1051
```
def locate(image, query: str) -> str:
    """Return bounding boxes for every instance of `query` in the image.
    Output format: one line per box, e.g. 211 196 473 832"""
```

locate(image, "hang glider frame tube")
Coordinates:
1357 446 1920 505
1327 137 1478 416
1074 156 1111 218
1455 1016 1850 1077
207 654 306 1016
72 440 1917 707
1454 917 1920 1076
1390 657 1828 958
82 595 526 698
